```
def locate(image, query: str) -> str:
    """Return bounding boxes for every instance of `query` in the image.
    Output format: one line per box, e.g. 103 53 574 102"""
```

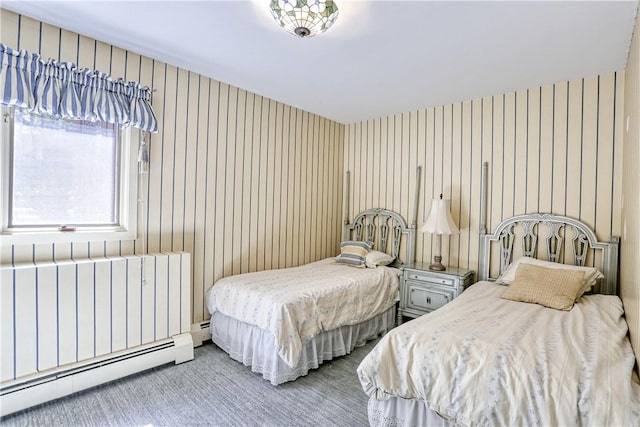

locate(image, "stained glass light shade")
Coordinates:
270 0 339 38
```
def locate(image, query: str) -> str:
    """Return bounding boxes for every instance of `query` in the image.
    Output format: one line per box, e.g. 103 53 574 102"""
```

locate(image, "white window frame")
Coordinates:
0 106 138 245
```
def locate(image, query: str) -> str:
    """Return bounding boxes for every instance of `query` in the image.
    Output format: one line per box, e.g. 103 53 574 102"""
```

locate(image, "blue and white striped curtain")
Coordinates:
0 44 157 133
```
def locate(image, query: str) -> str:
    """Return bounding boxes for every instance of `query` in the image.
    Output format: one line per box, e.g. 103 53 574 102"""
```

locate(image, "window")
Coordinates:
1 106 138 244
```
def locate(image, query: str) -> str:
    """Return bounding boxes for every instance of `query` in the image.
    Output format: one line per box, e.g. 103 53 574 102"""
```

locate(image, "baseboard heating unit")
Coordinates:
0 333 193 416
191 320 212 347
0 252 194 416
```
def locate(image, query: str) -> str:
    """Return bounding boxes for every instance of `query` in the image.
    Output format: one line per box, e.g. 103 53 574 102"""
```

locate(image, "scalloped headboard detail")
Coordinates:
341 167 421 266
343 208 415 266
478 213 619 295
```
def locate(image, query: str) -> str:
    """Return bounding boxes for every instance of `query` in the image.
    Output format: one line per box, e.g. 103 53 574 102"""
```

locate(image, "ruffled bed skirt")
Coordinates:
367 396 451 427
211 306 396 385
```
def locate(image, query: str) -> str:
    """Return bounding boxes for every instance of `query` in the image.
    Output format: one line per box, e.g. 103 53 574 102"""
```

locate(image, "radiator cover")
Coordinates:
0 252 193 416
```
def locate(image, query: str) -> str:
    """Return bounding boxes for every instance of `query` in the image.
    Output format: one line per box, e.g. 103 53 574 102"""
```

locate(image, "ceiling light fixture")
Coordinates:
269 0 339 38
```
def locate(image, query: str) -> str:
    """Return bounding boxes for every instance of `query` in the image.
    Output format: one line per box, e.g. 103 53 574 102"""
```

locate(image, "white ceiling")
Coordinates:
2 1 638 124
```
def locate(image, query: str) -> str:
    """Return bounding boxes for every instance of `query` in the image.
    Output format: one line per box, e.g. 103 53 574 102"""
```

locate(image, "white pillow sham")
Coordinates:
365 250 395 268
496 256 604 293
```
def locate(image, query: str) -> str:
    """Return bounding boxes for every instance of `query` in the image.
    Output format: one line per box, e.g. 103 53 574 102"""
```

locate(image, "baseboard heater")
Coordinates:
0 332 193 417
191 320 212 347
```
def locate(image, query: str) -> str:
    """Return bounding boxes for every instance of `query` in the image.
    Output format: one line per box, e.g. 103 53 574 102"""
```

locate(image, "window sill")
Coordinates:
0 228 137 245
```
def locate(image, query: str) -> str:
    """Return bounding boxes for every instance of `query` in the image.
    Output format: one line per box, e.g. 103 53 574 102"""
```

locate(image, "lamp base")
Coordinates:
429 256 446 271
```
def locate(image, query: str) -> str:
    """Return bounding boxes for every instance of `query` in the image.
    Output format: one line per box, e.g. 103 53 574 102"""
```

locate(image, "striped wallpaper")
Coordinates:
621 7 640 370
344 73 624 277
0 8 636 361
0 10 346 325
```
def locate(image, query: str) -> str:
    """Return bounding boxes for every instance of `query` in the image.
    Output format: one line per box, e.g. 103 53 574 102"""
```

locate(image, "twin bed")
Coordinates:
206 208 413 385
358 212 640 426
206 168 639 426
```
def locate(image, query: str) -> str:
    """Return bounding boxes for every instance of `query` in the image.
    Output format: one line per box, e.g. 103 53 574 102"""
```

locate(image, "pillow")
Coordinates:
496 256 604 293
500 264 587 310
365 250 395 268
335 240 372 268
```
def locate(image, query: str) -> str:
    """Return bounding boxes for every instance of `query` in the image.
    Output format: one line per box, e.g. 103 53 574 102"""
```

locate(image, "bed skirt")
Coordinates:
211 306 396 385
368 396 452 427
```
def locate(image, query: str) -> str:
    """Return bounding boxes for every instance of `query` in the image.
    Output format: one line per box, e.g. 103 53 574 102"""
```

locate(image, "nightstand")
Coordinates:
398 263 474 324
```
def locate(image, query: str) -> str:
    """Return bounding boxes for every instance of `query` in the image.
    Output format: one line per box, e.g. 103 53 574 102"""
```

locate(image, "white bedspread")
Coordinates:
207 258 399 368
358 281 640 426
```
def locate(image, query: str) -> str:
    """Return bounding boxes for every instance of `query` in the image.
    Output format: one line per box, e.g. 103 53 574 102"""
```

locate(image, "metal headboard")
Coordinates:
342 167 421 266
343 208 415 265
477 163 620 295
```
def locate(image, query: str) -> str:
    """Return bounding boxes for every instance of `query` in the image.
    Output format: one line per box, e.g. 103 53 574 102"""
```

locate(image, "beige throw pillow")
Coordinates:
496 256 603 293
501 263 586 310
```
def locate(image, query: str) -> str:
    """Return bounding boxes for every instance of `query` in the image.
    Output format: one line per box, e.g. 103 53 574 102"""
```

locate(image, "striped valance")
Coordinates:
0 44 157 133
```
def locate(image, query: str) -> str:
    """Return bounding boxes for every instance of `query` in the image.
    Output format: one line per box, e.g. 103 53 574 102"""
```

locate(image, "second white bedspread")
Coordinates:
358 281 640 426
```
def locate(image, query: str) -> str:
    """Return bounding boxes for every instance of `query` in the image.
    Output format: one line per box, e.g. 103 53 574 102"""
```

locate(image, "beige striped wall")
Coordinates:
1 9 635 356
0 10 346 324
344 73 624 278
622 7 640 371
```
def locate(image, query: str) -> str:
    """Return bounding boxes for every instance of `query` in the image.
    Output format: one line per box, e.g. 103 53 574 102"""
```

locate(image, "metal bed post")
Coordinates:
408 165 421 264
478 162 489 281
342 171 350 242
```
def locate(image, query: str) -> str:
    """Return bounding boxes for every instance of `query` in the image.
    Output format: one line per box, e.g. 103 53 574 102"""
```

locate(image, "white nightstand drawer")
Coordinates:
398 264 474 324
406 271 455 287
406 283 454 312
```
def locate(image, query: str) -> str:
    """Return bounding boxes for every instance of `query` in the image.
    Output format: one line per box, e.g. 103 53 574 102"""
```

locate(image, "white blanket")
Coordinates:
207 258 399 368
358 281 640 426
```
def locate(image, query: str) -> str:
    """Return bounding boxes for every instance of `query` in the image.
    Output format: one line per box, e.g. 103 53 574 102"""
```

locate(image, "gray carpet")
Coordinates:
1 339 379 427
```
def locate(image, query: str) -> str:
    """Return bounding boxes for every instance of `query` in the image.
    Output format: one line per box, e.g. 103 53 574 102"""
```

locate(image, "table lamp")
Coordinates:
421 194 459 271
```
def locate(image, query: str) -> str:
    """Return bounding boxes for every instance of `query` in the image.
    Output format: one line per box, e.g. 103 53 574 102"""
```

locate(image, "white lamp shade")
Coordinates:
421 198 459 235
